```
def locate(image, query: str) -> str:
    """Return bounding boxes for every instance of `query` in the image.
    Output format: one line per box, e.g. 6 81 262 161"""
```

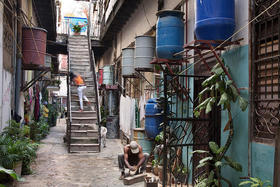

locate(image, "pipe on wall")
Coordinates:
14 0 22 120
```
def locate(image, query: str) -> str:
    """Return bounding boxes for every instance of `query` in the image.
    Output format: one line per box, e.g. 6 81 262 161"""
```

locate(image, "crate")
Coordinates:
145 177 158 187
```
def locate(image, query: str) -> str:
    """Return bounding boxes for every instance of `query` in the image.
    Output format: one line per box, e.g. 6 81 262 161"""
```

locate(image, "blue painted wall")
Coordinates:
252 142 274 184
221 45 249 186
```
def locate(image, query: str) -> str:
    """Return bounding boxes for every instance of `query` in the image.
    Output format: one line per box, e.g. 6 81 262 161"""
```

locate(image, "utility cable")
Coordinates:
175 0 280 76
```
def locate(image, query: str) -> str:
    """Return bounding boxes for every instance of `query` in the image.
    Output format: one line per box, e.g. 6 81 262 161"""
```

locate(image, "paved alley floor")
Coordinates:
16 119 144 187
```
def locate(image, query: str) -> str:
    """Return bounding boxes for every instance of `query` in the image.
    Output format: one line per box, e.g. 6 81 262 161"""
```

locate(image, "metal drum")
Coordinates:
135 35 155 72
122 48 135 77
195 0 235 41
102 65 113 85
156 10 184 60
22 27 47 67
133 128 154 154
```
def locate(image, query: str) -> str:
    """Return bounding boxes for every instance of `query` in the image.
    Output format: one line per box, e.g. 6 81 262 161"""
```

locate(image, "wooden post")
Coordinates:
273 127 280 187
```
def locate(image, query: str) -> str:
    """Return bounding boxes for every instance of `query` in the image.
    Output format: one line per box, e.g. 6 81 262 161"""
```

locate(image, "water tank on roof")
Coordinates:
156 10 184 60
195 0 235 41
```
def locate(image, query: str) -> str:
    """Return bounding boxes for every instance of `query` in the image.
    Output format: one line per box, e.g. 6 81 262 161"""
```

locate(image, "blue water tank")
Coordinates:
195 0 235 41
156 10 184 60
145 99 163 139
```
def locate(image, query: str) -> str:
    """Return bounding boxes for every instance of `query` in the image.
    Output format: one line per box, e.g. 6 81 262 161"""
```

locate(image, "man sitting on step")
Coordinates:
70 72 91 112
118 141 149 180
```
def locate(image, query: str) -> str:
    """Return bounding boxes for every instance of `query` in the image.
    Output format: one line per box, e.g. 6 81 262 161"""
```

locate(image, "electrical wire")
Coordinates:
176 0 280 76
142 0 152 30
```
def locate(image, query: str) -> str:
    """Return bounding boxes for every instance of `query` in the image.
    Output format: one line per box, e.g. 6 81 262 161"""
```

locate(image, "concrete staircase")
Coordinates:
68 35 100 153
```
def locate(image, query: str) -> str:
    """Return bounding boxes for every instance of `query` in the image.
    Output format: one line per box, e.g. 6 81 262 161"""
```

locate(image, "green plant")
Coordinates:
72 24 82 33
193 61 248 186
239 177 272 187
0 136 19 169
152 159 159 167
2 120 25 140
0 166 22 184
193 142 242 187
21 142 38 175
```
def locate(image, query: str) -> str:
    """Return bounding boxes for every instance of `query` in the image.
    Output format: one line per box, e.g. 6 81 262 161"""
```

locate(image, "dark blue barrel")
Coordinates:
156 10 184 60
195 0 235 41
145 99 163 139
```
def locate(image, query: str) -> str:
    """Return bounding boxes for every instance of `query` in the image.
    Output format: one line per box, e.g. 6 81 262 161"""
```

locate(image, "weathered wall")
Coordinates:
2 70 12 128
251 142 275 183
0 2 3 131
116 0 181 58
221 45 249 186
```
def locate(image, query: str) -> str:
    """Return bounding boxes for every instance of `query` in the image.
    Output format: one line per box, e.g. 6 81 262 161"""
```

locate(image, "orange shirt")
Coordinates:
74 75 84 85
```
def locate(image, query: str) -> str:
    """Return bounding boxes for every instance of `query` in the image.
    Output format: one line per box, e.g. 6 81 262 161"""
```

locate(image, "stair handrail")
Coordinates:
67 24 72 153
87 0 102 152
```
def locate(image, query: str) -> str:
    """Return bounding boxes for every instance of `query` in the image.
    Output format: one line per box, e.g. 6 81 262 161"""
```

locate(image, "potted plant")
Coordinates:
72 24 83 35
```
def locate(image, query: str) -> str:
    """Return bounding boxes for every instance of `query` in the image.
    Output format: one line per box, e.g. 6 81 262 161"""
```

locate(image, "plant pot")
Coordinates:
146 164 152 173
74 32 80 35
13 161 22 177
153 166 159 176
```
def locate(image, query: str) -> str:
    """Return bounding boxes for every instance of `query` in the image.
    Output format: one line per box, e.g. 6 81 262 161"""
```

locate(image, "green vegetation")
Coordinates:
239 177 272 187
73 24 82 33
0 116 50 184
193 61 248 186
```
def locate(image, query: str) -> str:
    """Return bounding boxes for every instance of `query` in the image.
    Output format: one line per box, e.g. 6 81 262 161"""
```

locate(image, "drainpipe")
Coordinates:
14 0 22 119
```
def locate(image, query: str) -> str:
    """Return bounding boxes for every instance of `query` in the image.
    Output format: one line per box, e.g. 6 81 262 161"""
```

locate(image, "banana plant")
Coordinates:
193 142 242 187
193 61 248 186
239 177 272 187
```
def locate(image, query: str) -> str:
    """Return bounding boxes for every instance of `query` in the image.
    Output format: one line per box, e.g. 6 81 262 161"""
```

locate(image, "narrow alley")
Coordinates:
16 119 144 187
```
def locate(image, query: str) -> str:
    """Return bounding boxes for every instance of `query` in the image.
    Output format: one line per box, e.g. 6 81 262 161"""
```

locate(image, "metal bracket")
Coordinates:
21 70 49 92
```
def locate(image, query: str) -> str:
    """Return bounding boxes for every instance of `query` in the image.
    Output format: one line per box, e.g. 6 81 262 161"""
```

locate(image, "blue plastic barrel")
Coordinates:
156 10 184 60
195 0 235 41
145 99 163 139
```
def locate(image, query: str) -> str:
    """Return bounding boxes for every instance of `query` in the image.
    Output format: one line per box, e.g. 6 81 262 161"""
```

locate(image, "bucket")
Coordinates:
133 128 154 154
22 27 47 67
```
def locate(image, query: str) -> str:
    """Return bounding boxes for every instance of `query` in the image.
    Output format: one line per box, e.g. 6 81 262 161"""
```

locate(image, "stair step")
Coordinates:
70 137 99 144
71 106 94 111
71 94 95 98
71 123 96 130
71 116 97 124
71 98 96 103
71 130 98 137
70 143 100 152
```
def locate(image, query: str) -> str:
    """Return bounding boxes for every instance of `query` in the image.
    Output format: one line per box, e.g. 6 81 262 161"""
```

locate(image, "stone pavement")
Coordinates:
16 119 144 187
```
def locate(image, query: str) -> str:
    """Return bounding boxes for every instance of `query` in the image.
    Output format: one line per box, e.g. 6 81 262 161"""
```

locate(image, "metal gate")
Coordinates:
162 72 220 186
252 0 280 143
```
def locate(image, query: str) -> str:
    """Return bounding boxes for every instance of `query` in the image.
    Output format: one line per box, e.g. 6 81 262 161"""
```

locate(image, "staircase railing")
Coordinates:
87 1 101 152
66 23 72 153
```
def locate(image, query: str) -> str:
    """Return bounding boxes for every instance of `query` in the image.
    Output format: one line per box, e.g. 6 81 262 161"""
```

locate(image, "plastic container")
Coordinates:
22 27 47 67
156 10 184 59
195 0 235 41
145 99 163 139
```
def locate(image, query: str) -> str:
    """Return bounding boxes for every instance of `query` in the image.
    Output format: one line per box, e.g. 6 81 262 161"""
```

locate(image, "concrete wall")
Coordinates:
251 142 275 183
221 45 249 186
